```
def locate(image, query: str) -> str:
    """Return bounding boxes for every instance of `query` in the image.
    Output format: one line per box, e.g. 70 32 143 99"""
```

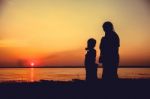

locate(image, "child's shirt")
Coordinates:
85 49 96 67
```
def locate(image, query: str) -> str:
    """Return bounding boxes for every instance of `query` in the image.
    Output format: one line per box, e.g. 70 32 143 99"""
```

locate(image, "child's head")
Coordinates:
86 38 96 50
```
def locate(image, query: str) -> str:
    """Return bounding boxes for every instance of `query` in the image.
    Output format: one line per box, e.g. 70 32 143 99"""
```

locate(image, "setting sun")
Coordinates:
30 62 35 67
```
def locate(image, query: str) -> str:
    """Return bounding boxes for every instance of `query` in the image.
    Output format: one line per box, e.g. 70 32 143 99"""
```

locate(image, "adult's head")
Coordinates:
86 38 96 50
102 21 115 33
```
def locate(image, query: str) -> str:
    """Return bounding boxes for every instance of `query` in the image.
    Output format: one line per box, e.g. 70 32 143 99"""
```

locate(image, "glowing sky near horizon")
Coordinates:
0 0 150 66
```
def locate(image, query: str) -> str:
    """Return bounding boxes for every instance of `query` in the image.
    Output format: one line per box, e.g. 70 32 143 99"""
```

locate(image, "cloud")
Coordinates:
0 0 10 14
145 0 150 7
0 0 4 5
146 0 150 3
41 48 84 66
0 0 5 10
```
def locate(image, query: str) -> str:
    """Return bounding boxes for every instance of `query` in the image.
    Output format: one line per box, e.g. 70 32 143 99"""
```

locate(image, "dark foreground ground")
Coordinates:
0 79 150 99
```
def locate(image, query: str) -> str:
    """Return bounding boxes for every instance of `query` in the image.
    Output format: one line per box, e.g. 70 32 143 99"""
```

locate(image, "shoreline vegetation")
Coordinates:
0 79 150 99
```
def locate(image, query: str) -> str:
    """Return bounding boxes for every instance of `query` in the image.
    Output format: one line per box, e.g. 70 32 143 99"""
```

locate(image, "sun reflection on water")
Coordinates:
30 68 34 82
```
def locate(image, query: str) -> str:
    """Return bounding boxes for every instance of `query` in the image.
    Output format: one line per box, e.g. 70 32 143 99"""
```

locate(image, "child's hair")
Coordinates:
85 38 96 50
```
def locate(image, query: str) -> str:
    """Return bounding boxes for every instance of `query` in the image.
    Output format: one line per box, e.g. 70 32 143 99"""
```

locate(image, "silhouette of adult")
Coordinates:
85 38 98 81
99 21 120 80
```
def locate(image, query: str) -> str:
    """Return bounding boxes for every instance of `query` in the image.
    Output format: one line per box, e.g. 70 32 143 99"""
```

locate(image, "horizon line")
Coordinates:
0 66 150 68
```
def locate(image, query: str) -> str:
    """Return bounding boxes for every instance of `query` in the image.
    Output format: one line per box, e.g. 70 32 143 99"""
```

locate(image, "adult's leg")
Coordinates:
103 63 118 80
102 63 111 80
86 68 89 81
93 67 98 80
113 63 119 79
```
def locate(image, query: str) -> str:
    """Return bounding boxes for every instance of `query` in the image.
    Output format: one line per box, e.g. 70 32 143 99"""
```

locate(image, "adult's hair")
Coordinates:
102 21 115 32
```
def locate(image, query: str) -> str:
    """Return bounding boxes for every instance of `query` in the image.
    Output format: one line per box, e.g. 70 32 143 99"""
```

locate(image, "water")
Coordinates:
0 68 150 82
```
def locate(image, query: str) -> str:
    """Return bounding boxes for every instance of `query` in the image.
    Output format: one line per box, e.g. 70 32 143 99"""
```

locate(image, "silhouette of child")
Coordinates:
85 38 98 81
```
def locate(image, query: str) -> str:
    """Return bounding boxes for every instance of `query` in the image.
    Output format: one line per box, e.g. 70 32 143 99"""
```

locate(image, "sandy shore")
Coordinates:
0 79 150 99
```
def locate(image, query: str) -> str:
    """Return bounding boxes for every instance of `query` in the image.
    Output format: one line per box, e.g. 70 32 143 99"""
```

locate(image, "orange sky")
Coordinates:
0 0 150 67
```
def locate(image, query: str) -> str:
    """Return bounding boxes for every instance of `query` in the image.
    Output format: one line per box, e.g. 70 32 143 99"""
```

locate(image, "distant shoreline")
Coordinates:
0 66 150 68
